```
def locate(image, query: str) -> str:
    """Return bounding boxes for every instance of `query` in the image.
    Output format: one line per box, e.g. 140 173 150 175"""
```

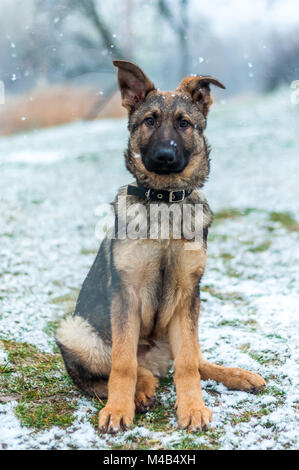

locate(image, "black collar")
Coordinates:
127 182 193 203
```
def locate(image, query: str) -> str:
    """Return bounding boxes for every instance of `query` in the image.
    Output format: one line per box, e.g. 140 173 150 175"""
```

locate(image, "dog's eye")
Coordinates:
145 116 155 127
179 119 190 129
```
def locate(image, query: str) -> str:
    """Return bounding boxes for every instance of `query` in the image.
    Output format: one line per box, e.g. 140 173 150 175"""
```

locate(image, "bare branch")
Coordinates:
79 0 126 59
158 0 184 37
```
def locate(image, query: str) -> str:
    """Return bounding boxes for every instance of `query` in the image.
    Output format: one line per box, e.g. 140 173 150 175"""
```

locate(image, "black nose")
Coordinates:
154 148 177 165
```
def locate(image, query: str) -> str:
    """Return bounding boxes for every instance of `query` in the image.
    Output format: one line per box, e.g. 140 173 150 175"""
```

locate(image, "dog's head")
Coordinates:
113 60 225 190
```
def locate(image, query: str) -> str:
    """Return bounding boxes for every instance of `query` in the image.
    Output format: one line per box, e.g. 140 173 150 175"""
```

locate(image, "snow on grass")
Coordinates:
8 151 63 164
0 347 9 366
0 87 298 449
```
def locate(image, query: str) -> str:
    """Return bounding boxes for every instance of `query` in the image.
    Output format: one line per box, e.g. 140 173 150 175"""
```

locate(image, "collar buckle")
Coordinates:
169 190 185 202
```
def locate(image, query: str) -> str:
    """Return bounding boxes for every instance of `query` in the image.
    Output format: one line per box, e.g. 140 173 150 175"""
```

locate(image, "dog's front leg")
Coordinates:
98 292 140 433
169 296 212 431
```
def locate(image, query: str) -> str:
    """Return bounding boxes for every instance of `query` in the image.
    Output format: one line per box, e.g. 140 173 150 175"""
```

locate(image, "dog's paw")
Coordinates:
135 391 156 413
223 368 266 393
98 404 134 434
176 402 213 431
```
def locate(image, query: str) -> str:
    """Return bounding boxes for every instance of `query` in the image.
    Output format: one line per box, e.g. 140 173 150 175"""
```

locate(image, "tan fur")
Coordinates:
135 367 158 412
125 89 210 191
114 185 213 242
198 354 266 392
168 301 212 430
57 315 172 379
113 239 161 337
113 60 155 113
153 242 207 337
57 61 265 434
98 289 141 432
177 75 225 117
138 338 172 378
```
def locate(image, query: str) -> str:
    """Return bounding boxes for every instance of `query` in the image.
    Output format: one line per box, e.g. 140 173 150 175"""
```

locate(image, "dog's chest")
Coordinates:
113 238 206 337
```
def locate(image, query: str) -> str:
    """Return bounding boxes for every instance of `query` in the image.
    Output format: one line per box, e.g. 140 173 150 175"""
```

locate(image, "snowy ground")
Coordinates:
0 87 298 450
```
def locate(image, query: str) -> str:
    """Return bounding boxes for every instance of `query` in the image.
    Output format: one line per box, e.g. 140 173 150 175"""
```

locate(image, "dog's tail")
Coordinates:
55 316 111 397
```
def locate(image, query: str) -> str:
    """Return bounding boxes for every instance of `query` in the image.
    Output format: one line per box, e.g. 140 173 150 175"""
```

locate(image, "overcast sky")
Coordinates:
192 0 299 36
1 0 298 37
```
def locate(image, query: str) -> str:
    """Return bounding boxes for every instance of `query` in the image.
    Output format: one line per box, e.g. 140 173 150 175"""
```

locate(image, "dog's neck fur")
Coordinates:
112 183 214 247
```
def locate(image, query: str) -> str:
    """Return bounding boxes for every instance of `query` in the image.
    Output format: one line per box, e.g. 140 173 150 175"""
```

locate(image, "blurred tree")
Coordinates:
2 0 298 102
124 0 133 57
158 0 190 76
73 0 126 60
34 0 128 80
264 30 299 92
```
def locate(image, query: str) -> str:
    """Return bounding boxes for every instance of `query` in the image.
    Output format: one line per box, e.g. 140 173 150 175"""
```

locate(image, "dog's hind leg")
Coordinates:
198 349 265 393
135 338 172 412
135 367 158 413
56 316 111 398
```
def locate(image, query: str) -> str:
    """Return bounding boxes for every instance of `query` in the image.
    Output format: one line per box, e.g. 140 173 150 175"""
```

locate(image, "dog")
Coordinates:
56 60 266 433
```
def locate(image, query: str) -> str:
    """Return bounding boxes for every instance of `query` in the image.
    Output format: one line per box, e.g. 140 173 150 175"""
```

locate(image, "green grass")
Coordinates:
219 252 234 260
248 350 284 366
87 372 224 450
0 204 294 446
231 408 270 426
43 320 60 338
218 319 257 328
80 247 98 255
214 208 256 221
201 286 245 302
0 339 80 430
49 289 79 317
213 207 299 234
0 337 284 449
50 290 79 306
248 241 271 252
269 211 299 232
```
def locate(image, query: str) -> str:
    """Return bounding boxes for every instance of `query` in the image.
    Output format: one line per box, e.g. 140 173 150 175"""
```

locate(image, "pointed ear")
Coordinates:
113 60 155 113
177 75 226 117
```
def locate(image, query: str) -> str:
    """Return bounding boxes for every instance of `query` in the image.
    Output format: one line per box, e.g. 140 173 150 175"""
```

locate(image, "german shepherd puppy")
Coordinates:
56 60 265 433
